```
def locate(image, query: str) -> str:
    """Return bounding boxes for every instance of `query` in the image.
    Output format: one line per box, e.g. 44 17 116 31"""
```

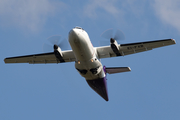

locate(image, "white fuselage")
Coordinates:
68 27 105 80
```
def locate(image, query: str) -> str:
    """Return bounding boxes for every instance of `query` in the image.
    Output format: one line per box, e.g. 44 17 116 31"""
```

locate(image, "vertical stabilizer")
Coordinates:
86 78 108 101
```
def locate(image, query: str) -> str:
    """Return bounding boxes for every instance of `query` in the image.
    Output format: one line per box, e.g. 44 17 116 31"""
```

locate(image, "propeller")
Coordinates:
100 28 125 45
43 35 70 52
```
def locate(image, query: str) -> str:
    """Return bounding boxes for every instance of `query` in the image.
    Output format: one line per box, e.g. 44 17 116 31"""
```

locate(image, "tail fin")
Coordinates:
105 67 131 74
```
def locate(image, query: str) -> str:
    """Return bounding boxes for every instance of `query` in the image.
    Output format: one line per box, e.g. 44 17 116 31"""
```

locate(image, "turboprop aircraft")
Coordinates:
4 26 176 101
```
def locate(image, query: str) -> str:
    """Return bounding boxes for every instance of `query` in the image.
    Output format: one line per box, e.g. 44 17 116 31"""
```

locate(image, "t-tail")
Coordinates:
86 66 131 101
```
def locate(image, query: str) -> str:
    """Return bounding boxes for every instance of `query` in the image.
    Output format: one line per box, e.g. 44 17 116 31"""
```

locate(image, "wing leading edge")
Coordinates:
96 39 176 58
4 50 76 64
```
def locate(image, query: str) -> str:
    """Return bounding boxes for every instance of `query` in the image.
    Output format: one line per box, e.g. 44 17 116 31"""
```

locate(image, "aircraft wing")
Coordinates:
96 39 176 58
4 50 76 64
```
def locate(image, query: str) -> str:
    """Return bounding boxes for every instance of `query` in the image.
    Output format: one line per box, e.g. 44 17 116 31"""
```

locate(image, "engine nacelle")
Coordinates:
54 45 65 62
110 38 121 56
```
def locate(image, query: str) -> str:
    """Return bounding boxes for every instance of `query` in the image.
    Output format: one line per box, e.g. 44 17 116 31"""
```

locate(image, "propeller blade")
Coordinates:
58 38 70 50
101 28 125 41
100 28 125 46
114 29 125 40
43 43 53 52
100 28 113 40
43 35 70 52
47 35 61 45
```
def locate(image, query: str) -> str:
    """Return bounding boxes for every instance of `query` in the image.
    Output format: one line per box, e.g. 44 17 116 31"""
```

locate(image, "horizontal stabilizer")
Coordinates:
105 67 131 74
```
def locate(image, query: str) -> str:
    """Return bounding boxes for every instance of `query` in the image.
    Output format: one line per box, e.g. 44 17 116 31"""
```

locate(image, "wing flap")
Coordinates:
62 50 76 62
96 46 115 58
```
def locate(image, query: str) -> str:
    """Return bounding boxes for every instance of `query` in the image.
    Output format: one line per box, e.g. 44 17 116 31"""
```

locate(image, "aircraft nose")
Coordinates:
68 28 80 44
69 29 78 38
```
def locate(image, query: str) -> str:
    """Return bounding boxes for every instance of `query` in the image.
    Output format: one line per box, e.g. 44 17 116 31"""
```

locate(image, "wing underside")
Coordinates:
4 39 176 64
96 39 176 58
4 50 76 64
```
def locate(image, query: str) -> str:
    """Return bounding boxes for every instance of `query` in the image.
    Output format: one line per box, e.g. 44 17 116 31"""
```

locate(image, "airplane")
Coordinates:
4 26 176 101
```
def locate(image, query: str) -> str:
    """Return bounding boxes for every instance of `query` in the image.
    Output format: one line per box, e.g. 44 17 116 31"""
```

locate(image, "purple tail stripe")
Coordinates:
86 77 108 101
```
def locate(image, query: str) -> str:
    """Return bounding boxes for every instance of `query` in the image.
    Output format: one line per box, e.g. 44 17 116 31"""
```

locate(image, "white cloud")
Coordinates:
2 0 179 34
153 0 180 32
83 0 123 19
122 0 146 17
0 0 67 32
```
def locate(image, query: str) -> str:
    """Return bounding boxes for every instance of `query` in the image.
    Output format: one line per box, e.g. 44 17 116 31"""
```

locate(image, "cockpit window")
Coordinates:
74 26 84 30
76 68 87 75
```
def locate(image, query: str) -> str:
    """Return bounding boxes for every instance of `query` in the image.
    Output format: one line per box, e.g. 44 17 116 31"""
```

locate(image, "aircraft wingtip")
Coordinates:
171 39 176 44
4 58 7 63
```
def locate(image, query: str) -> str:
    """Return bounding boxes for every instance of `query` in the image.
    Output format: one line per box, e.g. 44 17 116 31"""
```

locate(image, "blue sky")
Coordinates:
0 0 180 120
